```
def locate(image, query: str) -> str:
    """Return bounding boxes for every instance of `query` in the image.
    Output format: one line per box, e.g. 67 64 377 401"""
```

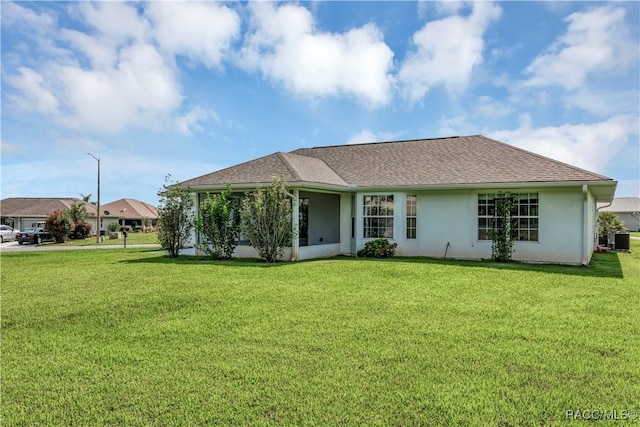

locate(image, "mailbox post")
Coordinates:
123 229 128 249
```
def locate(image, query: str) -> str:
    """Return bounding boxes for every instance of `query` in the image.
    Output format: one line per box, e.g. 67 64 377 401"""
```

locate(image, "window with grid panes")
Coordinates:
406 195 417 239
478 193 538 241
363 195 394 238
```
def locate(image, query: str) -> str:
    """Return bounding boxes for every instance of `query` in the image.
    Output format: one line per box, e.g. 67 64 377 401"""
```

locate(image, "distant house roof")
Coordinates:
101 198 158 219
0 198 99 217
180 135 615 199
600 197 640 213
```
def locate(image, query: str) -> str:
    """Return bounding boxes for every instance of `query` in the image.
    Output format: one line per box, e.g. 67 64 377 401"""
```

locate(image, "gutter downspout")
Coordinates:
581 185 589 267
286 189 299 261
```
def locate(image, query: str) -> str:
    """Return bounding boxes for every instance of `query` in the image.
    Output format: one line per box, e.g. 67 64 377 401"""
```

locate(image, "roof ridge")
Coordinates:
276 152 302 181
477 135 613 181
298 135 462 150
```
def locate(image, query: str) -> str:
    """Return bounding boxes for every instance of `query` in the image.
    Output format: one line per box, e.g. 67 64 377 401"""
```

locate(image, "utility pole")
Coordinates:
88 153 101 244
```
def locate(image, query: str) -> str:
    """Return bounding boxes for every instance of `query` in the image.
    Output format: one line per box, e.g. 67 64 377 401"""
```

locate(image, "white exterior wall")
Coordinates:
617 213 640 232
354 188 589 264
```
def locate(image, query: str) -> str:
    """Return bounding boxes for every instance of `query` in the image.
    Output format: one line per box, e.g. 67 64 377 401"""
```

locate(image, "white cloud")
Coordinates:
54 42 183 134
398 2 501 102
239 2 394 108
2 2 240 135
347 130 379 145
475 96 511 118
146 2 240 69
4 67 60 114
489 115 639 174
523 6 637 90
1 1 56 33
176 106 219 136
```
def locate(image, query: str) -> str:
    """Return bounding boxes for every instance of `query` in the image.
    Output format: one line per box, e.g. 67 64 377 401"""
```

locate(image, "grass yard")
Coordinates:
51 232 160 246
2 242 639 426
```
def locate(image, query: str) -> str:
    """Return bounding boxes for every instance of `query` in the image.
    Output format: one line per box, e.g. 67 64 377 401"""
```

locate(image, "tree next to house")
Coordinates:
598 212 625 243
240 177 295 263
195 185 240 260
45 209 72 243
157 176 194 258
68 200 92 240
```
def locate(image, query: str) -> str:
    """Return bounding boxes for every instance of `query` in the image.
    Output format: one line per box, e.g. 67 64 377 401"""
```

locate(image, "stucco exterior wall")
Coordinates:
354 188 589 264
617 213 640 232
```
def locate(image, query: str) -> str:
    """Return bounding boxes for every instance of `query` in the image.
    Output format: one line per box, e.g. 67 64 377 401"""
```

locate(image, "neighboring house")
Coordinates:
101 198 158 231
179 135 616 265
0 197 118 232
599 197 640 232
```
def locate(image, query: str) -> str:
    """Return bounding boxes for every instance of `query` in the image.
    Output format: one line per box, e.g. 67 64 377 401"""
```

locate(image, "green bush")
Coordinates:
45 209 72 243
68 222 92 240
357 239 397 258
108 222 120 233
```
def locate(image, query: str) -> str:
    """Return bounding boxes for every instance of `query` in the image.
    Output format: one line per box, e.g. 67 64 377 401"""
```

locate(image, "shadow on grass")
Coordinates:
120 250 624 278
357 251 625 279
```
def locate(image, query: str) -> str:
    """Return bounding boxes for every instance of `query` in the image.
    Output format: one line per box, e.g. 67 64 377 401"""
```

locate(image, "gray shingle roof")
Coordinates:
600 197 640 213
180 135 613 189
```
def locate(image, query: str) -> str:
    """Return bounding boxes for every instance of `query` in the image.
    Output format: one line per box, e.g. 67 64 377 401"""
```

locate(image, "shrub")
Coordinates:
240 177 294 263
157 175 194 258
108 222 120 233
357 239 397 258
69 222 92 240
488 192 517 262
45 209 72 243
195 186 240 260
598 212 625 244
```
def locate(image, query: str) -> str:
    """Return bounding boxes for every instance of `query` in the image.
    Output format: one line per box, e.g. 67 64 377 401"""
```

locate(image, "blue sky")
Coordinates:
2 1 639 206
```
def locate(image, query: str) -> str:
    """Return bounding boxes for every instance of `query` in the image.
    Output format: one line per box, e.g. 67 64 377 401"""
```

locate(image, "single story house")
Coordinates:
101 198 158 231
179 135 616 265
0 197 118 232
599 197 640 231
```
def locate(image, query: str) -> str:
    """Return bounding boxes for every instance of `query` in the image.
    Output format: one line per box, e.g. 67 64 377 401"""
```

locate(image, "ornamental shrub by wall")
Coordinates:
357 239 397 258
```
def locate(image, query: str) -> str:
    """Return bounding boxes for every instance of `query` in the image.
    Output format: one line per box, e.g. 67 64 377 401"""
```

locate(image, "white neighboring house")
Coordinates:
179 135 616 265
599 197 640 232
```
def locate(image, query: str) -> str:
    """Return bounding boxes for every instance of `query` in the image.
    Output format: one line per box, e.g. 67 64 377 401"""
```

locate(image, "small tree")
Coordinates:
68 200 92 239
195 185 241 260
45 209 72 243
240 177 294 263
598 211 625 244
488 191 517 262
157 176 194 258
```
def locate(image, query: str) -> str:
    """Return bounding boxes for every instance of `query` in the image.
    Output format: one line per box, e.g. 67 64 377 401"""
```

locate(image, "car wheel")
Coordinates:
0 236 3 243
35 236 41 244
18 241 23 245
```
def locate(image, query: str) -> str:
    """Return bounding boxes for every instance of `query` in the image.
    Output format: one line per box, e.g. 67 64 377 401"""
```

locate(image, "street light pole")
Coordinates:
88 153 101 244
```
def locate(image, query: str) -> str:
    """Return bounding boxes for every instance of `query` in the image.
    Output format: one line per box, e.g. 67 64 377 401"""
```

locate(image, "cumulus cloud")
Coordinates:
146 1 240 68
239 2 394 108
489 114 639 174
4 67 60 114
523 6 637 90
2 1 236 135
399 2 501 102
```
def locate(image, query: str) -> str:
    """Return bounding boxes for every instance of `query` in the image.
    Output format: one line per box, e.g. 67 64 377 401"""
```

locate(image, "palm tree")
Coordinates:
79 193 95 205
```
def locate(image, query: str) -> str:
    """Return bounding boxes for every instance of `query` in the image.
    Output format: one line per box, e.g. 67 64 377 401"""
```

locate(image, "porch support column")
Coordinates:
291 188 299 261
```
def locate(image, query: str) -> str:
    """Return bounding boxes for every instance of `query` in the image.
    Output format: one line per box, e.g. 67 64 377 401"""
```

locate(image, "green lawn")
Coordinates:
2 243 639 426
48 232 160 246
